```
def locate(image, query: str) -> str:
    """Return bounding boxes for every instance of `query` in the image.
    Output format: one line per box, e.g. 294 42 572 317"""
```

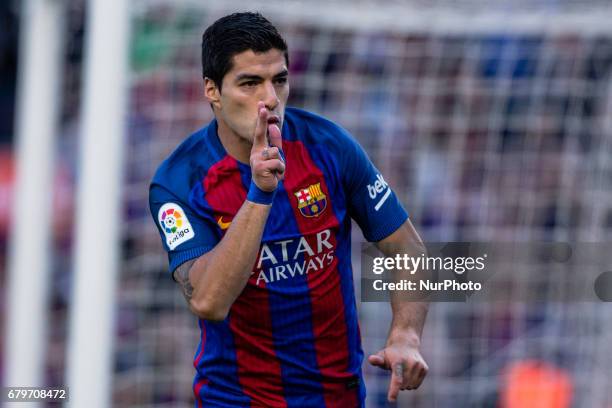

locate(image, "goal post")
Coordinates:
4 0 65 400
65 0 129 407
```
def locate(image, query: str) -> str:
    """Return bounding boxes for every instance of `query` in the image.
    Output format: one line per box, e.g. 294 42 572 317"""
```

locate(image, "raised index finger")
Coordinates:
253 101 269 150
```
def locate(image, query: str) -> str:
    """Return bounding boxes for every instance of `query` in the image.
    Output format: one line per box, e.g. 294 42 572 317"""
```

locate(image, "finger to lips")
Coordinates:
253 101 268 149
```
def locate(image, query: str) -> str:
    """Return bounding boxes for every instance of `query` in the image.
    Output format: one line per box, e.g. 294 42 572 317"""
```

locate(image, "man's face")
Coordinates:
210 48 289 144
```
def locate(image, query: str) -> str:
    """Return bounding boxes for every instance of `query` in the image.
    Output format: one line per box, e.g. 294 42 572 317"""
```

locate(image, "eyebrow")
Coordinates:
274 69 289 78
235 69 289 82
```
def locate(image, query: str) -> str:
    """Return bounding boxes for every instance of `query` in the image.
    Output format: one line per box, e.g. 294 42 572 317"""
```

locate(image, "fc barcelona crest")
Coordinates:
294 183 327 217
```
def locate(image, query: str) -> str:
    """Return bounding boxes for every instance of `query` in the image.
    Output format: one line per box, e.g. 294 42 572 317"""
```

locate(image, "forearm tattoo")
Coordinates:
174 260 196 301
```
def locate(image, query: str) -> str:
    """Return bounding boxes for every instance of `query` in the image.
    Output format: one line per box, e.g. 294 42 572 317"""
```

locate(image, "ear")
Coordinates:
204 77 221 109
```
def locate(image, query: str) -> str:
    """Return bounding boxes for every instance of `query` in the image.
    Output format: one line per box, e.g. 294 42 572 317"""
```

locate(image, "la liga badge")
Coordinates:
158 203 195 249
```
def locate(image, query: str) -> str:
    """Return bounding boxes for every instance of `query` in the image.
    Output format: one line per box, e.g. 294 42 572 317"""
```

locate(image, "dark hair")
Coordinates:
201 12 289 91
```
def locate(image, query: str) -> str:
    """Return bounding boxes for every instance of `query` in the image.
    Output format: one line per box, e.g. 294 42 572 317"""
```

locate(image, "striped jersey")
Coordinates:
149 107 408 407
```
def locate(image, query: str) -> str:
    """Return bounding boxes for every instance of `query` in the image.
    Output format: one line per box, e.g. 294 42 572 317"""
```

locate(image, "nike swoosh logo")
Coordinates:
217 216 231 230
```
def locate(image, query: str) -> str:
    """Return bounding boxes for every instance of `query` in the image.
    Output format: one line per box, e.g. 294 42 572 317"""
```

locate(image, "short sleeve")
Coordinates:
339 130 408 242
149 183 220 275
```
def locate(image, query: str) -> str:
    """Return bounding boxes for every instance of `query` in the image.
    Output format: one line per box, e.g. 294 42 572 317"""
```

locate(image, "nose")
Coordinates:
261 81 280 111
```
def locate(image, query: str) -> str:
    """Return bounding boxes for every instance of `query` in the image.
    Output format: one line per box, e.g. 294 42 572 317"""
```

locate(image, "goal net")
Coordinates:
111 0 612 406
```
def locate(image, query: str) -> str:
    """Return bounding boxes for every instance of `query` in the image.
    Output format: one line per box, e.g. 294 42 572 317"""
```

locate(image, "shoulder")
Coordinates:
150 123 215 198
284 107 357 150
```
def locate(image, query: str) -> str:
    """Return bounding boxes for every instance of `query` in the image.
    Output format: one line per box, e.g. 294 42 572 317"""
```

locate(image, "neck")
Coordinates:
216 117 251 164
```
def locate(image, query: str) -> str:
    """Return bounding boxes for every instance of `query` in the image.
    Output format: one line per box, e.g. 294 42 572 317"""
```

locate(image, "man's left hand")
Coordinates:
368 338 428 402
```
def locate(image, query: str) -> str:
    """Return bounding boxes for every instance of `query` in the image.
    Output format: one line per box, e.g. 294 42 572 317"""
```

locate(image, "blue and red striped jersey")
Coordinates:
149 107 408 407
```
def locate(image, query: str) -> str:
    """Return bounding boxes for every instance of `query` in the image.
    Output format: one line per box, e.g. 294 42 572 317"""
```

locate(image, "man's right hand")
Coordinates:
249 101 285 192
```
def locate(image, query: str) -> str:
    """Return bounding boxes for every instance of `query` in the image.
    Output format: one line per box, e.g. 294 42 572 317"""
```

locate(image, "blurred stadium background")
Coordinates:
1 0 612 406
